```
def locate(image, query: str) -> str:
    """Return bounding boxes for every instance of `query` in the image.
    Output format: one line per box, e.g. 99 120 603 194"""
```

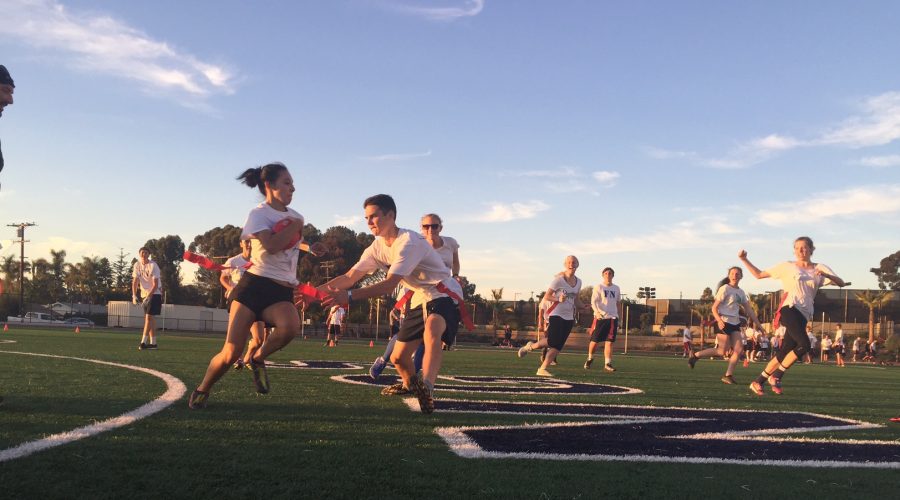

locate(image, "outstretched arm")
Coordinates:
738 249 770 279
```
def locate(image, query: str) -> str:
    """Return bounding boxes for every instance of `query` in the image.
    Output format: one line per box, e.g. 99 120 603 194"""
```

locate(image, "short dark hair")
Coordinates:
364 194 396 217
138 247 149 253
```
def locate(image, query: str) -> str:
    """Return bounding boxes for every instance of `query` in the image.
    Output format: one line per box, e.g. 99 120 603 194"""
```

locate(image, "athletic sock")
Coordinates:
756 369 772 385
771 368 784 379
605 357 611 365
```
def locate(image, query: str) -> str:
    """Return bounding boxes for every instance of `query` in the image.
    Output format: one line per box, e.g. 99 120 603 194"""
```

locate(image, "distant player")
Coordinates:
132 247 163 350
740 237 845 396
584 267 621 372
688 267 760 384
325 304 345 346
518 256 586 376
219 239 268 369
682 326 693 357
833 323 846 367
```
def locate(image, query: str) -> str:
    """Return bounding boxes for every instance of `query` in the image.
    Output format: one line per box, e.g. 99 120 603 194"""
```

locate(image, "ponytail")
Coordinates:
237 162 288 195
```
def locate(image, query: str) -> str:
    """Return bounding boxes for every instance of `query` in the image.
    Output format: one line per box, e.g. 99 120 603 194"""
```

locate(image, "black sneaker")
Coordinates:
584 358 594 370
721 374 737 385
604 363 616 373
138 342 147 351
188 389 209 409
248 358 270 394
147 344 158 350
410 372 435 414
688 354 698 369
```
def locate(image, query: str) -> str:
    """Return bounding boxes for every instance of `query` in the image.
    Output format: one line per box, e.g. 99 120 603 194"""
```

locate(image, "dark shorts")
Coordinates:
589 317 617 343
397 297 460 345
329 324 341 336
834 345 844 354
143 294 162 316
546 316 575 351
713 322 742 336
232 272 294 319
776 306 810 361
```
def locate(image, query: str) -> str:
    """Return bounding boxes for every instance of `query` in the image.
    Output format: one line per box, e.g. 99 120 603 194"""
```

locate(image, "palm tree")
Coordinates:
855 290 894 343
690 302 713 348
490 288 503 329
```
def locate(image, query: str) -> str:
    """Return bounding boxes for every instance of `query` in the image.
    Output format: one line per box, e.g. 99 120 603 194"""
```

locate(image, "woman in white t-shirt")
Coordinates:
219 239 268 370
688 267 760 385
518 255 587 377
833 323 846 367
740 236 845 396
190 163 306 409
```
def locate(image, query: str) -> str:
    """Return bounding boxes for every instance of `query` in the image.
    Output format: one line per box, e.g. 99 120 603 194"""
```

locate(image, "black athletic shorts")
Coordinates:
397 296 460 345
143 294 162 316
232 272 294 319
589 317 618 343
329 324 341 336
714 322 742 336
546 316 575 351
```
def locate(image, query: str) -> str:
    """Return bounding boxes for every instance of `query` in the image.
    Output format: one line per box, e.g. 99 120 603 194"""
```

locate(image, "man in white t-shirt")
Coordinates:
682 327 693 357
318 194 463 414
584 267 622 372
325 304 345 346
132 247 163 350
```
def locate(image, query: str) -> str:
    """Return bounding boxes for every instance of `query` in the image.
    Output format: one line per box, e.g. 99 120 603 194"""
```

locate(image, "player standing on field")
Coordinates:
132 247 163 350
584 267 622 373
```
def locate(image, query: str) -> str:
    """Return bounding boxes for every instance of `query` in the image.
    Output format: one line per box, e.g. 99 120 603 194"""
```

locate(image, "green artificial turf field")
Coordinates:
0 328 897 499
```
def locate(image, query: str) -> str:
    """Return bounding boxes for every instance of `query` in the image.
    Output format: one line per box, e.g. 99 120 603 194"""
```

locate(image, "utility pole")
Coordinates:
7 222 36 320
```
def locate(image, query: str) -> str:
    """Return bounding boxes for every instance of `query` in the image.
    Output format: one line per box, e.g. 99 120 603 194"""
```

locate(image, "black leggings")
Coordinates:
776 306 810 362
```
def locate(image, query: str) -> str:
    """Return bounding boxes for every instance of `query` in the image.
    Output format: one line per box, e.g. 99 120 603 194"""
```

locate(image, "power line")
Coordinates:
6 222 36 320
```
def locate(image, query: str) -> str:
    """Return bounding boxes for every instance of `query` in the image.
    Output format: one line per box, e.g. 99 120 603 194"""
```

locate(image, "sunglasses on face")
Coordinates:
421 224 441 230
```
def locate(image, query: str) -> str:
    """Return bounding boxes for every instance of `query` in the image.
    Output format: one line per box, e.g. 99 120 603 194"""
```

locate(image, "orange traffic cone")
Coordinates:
328 339 335 347
369 340 374 347
75 326 80 334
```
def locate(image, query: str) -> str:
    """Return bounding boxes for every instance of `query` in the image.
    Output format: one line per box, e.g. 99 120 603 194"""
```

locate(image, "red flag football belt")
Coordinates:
393 285 474 331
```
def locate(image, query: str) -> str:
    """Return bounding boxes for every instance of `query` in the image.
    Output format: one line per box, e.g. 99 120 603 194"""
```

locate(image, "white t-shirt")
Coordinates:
432 235 459 272
683 328 692 342
223 254 250 285
808 332 817 348
853 338 862 351
714 284 748 325
546 275 582 321
241 203 304 285
591 282 620 319
834 328 844 346
351 228 463 308
767 261 836 321
132 260 162 296
538 298 551 322
822 337 833 350
328 305 345 326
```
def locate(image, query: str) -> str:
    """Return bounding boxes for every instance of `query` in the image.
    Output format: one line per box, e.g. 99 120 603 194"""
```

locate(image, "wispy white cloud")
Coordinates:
500 166 578 178
553 216 740 255
592 171 620 187
359 150 432 162
856 154 900 168
470 200 550 223
754 184 900 227
0 0 237 107
650 91 900 168
333 215 363 228
502 166 620 194
381 0 485 21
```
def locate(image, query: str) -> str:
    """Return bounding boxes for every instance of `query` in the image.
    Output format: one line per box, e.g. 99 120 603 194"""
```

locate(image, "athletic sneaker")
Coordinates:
550 359 558 366
688 354 698 369
380 383 409 396
247 358 270 394
369 356 387 381
410 372 435 414
749 381 764 396
535 367 553 377
721 375 736 385
233 359 245 371
604 363 616 373
147 344 158 350
584 358 593 369
138 342 147 351
188 389 209 410
767 376 783 395
517 341 534 358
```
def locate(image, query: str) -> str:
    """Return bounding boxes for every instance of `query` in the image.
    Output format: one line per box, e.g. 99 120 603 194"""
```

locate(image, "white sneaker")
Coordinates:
518 341 534 358
535 367 553 377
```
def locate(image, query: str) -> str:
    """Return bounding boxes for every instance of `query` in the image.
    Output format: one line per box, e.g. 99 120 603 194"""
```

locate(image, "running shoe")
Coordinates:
188 389 209 410
604 363 616 373
380 383 409 396
517 341 533 358
584 358 593 370
550 359 558 366
749 381 764 396
248 358 270 394
233 359 245 371
147 344 158 350
721 375 736 385
138 342 147 351
410 372 435 414
535 367 553 377
688 354 698 369
767 376 783 395
369 356 387 381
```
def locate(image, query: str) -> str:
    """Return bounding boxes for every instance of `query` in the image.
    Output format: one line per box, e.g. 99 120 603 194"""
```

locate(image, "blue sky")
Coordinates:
1 0 898 301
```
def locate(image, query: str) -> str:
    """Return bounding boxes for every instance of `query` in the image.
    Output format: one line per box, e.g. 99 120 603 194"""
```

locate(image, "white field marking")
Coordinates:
0 351 187 463
0 339 18 344
331 375 642 395
268 360 364 370
427 399 898 469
